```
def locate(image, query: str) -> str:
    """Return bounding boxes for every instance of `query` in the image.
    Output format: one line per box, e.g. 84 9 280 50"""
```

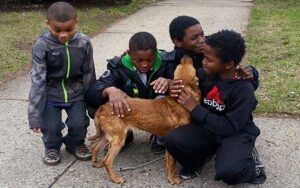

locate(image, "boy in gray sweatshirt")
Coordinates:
28 2 96 165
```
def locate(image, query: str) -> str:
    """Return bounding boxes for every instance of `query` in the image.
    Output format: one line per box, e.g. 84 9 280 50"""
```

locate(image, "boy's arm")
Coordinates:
85 62 120 108
236 65 259 90
190 85 257 137
82 40 96 91
28 42 47 129
251 66 259 90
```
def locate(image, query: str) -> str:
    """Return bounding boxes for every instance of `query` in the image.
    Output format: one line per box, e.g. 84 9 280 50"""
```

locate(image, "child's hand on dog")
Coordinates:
177 87 198 112
31 128 42 133
150 77 171 94
235 65 254 80
103 87 131 118
169 79 184 98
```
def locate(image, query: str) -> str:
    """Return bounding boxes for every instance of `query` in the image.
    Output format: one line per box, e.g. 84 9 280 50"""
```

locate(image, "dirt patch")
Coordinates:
0 63 30 86
15 40 35 51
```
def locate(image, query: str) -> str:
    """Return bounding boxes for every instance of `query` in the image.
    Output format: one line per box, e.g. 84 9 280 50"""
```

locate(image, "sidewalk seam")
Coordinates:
48 159 77 188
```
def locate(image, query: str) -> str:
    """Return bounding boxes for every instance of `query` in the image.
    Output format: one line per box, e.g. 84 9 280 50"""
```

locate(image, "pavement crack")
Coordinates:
0 98 28 102
48 159 77 188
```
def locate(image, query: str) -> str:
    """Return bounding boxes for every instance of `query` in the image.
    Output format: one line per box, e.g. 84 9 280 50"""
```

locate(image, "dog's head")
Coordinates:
173 55 200 101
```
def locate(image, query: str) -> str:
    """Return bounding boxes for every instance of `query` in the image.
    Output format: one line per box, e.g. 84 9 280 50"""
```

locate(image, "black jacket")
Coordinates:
191 70 260 138
85 51 174 108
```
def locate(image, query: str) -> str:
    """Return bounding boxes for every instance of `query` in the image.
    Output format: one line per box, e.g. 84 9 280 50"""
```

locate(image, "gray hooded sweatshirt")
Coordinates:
28 31 96 129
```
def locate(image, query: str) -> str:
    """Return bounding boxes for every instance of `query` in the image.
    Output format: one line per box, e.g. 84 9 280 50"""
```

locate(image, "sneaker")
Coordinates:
179 169 200 180
179 153 213 180
151 136 166 154
66 144 92 161
104 129 134 153
250 147 267 184
43 149 61 166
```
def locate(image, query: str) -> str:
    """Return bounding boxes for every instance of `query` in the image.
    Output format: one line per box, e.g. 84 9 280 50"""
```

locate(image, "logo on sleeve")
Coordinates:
203 86 225 111
101 70 110 78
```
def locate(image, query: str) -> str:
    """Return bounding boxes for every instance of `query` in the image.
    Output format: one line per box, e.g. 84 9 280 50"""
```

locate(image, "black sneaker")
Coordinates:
179 169 200 180
66 144 92 161
43 149 61 166
104 129 134 153
250 147 267 184
179 153 213 180
151 136 166 154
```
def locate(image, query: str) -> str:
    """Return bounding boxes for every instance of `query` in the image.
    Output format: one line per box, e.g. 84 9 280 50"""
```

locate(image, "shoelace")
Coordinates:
76 145 89 155
46 149 59 158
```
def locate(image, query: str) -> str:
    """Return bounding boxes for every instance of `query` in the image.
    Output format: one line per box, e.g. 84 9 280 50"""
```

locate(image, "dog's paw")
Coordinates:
168 175 181 185
92 161 104 168
111 175 125 184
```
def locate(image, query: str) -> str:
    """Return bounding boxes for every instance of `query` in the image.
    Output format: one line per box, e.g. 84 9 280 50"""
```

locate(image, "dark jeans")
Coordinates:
41 101 90 150
165 122 257 185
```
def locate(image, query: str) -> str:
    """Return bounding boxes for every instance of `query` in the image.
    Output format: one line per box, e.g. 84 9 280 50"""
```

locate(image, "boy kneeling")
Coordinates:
166 30 266 185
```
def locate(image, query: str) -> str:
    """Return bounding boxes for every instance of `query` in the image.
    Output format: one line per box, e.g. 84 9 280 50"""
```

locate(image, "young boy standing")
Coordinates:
165 30 266 185
28 2 96 165
85 31 172 154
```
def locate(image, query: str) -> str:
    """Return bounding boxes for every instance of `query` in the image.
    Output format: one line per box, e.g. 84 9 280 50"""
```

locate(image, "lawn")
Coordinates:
245 0 300 115
0 0 159 84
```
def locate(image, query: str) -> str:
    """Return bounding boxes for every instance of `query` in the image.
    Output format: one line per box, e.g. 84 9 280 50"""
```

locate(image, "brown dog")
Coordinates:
89 55 200 184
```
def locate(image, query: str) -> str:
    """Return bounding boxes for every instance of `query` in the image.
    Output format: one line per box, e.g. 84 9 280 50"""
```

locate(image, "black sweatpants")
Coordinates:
41 101 90 151
165 122 257 185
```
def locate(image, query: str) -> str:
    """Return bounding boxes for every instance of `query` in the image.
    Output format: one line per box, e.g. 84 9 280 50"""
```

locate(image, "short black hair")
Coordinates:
47 2 77 22
169 15 200 41
129 32 157 51
205 30 246 65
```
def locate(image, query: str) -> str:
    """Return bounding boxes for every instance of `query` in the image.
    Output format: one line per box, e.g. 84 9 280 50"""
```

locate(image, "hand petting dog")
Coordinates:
169 79 198 112
150 77 172 94
102 86 131 118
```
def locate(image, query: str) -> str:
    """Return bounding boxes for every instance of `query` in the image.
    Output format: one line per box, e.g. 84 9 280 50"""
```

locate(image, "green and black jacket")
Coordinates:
85 51 174 108
28 31 96 129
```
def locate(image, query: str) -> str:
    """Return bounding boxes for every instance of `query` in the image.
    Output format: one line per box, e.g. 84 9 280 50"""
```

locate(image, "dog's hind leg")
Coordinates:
166 151 181 185
91 137 107 168
103 131 127 184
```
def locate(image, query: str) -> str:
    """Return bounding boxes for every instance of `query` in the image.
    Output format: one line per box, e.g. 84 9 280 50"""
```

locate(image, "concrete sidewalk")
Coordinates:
0 0 299 187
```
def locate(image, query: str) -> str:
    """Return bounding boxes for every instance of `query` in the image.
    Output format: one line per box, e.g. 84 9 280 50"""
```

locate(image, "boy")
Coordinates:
28 2 96 165
85 31 172 154
165 30 266 185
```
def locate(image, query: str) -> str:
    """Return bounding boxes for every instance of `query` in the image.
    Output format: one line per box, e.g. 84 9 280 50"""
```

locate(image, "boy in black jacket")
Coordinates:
28 2 96 165
165 30 266 185
85 32 172 153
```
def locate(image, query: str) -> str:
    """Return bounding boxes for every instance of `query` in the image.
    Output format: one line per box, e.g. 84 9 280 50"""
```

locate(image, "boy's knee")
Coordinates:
165 130 186 153
165 131 178 148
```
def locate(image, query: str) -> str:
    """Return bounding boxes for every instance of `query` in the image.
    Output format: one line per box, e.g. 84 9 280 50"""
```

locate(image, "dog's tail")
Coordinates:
88 115 103 141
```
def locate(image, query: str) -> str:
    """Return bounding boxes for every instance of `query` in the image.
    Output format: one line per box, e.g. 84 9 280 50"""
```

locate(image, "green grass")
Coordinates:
0 0 159 84
245 0 300 115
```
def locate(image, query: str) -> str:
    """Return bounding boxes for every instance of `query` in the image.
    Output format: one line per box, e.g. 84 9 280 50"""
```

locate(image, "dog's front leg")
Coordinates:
166 151 181 185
